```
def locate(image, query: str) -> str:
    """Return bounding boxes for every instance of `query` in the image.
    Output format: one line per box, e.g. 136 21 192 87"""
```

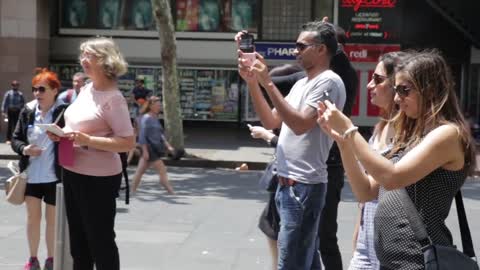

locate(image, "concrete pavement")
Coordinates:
0 162 479 269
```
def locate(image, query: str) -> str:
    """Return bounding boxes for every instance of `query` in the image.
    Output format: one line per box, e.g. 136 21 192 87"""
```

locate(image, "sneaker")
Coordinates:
43 257 53 270
24 257 40 270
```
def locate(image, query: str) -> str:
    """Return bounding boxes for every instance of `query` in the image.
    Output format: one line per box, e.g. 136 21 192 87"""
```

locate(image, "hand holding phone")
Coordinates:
239 32 256 66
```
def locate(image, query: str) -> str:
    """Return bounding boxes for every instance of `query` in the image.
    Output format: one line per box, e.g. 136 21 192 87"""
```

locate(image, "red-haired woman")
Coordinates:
11 68 68 270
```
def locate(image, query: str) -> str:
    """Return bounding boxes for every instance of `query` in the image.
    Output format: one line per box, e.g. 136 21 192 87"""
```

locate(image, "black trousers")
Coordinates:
63 169 122 270
318 164 345 270
6 107 20 141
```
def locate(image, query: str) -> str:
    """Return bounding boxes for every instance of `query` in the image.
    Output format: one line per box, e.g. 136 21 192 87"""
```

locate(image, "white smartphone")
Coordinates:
36 124 65 137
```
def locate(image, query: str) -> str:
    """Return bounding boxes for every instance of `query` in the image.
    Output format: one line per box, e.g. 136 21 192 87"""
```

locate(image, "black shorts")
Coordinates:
258 185 280 240
147 145 165 162
25 181 59 206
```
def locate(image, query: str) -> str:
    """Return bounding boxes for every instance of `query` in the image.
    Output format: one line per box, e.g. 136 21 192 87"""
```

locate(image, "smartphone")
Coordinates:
239 33 256 66
319 89 332 103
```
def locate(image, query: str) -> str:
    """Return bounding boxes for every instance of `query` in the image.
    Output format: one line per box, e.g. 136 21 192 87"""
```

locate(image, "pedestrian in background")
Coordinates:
318 50 476 269
2 80 25 144
57 72 87 104
11 68 68 270
131 96 175 194
48 37 134 270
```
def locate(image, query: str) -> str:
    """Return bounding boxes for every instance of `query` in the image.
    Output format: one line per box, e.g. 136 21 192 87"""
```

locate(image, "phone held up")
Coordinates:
239 32 256 66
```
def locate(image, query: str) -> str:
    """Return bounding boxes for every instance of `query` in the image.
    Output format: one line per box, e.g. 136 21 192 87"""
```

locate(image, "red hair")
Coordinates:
32 68 61 90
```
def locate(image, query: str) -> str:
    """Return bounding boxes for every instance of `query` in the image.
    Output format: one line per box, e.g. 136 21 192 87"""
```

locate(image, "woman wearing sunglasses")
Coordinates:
347 51 409 270
318 50 476 269
11 68 68 270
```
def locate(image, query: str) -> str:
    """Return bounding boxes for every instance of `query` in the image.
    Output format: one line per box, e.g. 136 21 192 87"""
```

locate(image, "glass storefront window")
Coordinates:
176 0 257 32
59 0 257 34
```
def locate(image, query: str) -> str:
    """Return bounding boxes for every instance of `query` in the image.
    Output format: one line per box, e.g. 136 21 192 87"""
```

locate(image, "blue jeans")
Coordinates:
275 182 327 270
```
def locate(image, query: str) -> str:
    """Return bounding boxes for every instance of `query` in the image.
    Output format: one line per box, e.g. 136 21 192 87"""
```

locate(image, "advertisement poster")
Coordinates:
176 0 200 31
129 0 154 30
62 0 89 28
231 0 256 31
97 0 121 29
198 0 221 31
338 0 403 44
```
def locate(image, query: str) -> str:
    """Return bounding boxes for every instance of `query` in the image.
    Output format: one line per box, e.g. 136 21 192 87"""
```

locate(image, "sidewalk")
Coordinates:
0 126 275 170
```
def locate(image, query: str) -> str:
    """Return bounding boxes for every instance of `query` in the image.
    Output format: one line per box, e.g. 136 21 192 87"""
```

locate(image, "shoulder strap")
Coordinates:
399 188 477 258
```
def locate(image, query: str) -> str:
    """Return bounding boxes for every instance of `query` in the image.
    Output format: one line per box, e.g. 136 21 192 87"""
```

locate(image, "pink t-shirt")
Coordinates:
62 82 134 176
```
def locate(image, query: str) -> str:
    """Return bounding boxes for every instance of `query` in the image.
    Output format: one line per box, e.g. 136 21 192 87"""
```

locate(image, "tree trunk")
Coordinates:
151 0 184 152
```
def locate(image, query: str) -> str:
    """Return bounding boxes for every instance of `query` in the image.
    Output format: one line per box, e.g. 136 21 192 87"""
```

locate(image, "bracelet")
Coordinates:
342 126 359 139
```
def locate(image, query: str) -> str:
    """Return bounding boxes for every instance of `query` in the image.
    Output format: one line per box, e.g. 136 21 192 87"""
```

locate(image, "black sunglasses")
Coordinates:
32 86 47 93
393 85 413 98
372 73 388 85
295 42 317 52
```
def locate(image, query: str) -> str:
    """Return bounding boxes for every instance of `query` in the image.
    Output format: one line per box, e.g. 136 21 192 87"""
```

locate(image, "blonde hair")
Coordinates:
79 37 128 79
390 50 476 174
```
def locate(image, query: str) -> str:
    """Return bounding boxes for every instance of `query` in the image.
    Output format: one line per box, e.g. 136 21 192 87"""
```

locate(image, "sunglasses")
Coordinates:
31 86 47 93
295 42 318 52
372 73 388 85
393 85 413 98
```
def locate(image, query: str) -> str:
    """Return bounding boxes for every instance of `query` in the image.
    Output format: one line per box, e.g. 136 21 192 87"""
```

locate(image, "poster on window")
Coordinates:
62 0 89 28
117 68 136 97
176 0 200 31
231 0 256 31
97 0 121 29
129 0 154 30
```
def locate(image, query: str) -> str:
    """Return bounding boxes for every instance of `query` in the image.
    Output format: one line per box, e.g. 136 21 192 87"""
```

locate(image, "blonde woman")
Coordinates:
48 37 135 270
131 96 175 194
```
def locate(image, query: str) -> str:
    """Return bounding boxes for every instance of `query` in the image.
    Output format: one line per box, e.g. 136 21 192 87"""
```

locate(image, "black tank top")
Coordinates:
374 152 467 270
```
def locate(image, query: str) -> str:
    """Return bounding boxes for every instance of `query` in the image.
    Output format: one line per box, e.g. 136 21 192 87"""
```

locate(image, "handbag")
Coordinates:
258 159 277 192
398 188 479 270
5 161 27 205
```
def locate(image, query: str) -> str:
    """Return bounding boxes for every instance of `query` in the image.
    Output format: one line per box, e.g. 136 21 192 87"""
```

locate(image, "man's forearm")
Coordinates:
247 82 278 129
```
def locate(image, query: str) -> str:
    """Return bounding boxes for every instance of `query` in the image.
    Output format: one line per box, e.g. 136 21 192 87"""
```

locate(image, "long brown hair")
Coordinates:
390 50 476 174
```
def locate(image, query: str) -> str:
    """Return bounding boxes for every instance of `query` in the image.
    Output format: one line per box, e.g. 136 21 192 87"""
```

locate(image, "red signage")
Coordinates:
341 0 397 12
344 44 400 63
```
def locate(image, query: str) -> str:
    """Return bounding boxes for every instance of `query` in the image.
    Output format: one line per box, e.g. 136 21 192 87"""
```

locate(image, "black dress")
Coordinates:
374 152 467 269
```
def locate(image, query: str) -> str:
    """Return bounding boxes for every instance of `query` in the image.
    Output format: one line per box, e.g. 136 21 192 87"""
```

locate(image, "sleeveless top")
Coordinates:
374 150 467 270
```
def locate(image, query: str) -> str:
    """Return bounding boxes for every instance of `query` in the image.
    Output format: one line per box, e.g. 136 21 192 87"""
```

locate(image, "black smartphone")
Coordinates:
239 33 255 53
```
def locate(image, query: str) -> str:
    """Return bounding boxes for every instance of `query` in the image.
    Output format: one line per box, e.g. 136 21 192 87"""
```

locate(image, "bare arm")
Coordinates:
348 124 463 190
246 81 282 129
319 101 464 190
71 133 135 153
338 142 380 202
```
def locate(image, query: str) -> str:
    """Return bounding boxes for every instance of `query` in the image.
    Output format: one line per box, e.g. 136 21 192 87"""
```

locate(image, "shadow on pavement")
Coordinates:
119 167 268 205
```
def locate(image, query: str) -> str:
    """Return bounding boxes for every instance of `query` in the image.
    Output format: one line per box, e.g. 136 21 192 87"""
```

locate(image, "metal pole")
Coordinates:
54 183 73 270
